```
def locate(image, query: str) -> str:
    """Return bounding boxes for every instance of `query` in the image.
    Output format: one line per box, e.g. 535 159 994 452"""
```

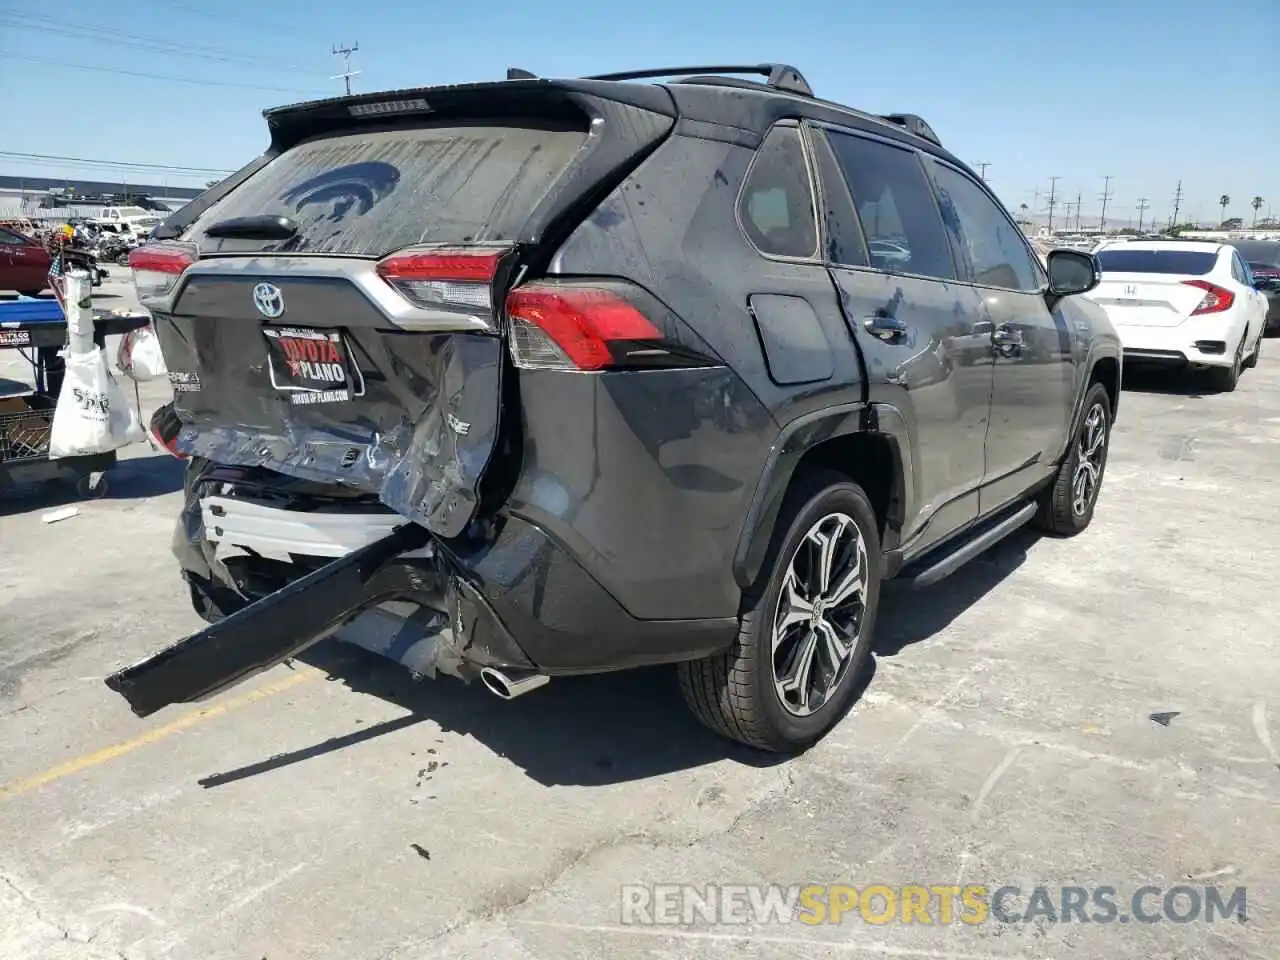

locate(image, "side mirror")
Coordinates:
1046 249 1101 297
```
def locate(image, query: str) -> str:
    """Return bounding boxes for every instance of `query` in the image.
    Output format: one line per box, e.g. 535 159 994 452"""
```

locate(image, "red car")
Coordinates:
0 226 52 296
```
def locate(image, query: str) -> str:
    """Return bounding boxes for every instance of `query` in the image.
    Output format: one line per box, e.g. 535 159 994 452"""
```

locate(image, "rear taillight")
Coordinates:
506 281 715 372
129 243 195 302
1183 280 1235 316
376 247 509 313
148 402 188 459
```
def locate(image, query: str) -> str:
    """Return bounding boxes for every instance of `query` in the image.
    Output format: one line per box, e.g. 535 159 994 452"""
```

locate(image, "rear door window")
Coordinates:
738 125 819 260
823 131 955 281
1094 249 1218 275
929 161 1043 291
187 124 589 256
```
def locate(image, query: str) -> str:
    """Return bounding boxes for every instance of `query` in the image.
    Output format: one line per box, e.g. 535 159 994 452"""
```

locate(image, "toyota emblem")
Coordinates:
252 282 285 319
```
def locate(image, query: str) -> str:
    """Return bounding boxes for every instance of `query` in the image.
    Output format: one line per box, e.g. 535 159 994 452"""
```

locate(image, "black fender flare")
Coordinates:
1055 342 1123 463
731 401 916 590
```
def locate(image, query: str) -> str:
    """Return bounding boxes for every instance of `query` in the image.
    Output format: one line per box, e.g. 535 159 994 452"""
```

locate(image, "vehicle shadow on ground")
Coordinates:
0 450 182 516
201 648 786 789
196 534 1034 791
1120 365 1213 398
872 527 1034 657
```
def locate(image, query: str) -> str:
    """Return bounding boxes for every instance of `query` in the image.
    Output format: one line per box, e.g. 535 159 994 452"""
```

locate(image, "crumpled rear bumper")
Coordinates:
104 460 737 718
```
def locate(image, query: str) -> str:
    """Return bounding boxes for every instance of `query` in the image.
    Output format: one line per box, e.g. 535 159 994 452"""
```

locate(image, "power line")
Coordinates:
0 52 331 96
0 12 327 75
1136 197 1150 233
0 151 233 177
1170 180 1183 229
1099 175 1114 233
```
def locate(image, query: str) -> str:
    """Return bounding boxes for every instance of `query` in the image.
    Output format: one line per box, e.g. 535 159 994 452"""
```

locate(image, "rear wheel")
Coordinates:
678 471 881 753
1033 382 1111 536
1207 339 1243 392
1243 327 1263 369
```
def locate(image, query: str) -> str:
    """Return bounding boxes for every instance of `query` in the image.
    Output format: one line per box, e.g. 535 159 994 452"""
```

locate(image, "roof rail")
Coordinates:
879 113 942 147
580 63 814 97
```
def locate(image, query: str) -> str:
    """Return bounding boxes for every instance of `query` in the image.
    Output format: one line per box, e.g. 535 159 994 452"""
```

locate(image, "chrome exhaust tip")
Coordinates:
479 666 550 700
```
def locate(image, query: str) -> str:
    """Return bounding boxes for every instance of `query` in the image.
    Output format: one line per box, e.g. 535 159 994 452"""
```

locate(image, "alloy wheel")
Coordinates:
772 512 869 717
1071 404 1107 516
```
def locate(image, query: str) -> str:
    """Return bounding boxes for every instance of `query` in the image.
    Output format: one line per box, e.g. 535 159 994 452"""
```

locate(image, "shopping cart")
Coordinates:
0 295 149 497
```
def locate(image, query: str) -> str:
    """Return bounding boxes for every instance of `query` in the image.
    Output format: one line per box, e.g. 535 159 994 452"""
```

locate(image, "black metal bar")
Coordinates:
104 523 432 718
583 63 813 96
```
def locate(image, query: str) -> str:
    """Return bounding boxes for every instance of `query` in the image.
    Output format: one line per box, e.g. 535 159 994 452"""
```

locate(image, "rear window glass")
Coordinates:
1095 249 1217 275
188 124 587 256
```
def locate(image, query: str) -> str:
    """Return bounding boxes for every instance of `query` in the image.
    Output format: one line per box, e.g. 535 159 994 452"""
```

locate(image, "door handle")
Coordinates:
863 313 908 341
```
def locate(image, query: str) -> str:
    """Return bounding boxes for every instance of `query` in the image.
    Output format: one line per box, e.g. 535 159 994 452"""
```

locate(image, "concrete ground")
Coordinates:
1 279 1277 959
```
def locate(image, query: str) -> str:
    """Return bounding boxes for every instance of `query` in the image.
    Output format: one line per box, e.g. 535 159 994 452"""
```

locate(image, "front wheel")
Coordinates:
678 471 882 753
1033 382 1111 536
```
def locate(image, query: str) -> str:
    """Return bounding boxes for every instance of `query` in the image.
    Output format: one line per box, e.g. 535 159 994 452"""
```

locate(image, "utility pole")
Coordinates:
331 41 361 95
1136 197 1150 233
974 162 991 182
1169 179 1183 230
1099 175 1114 234
1046 176 1061 233
1074 189 1083 231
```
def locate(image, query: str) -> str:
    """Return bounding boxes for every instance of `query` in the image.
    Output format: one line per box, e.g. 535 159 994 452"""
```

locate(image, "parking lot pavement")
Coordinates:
1 350 1277 960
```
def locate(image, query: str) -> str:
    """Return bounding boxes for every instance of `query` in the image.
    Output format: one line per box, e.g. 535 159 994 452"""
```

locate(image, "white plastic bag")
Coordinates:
117 323 169 381
49 347 145 458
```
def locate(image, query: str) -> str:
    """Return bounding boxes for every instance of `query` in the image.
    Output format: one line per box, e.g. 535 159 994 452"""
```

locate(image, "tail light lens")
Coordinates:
376 247 509 314
148 402 188 459
506 280 717 372
1183 280 1235 316
129 243 195 302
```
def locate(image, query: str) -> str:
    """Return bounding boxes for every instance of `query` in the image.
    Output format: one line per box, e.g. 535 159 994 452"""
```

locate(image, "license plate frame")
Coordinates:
262 325 366 406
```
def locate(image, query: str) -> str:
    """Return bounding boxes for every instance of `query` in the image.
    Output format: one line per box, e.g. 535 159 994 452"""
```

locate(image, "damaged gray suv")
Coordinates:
112 63 1120 753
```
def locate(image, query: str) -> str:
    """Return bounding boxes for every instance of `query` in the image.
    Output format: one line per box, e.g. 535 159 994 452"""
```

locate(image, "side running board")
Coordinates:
902 501 1036 590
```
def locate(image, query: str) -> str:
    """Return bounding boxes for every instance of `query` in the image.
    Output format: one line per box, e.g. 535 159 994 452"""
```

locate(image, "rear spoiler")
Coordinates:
155 80 680 252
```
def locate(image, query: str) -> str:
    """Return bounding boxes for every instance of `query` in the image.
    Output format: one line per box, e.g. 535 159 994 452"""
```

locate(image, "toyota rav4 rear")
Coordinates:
112 77 791 739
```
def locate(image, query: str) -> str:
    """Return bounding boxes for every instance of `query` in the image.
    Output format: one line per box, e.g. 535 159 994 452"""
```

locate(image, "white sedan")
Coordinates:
1085 240 1268 391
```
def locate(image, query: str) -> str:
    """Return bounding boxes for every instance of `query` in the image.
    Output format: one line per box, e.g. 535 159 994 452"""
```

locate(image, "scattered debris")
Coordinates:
1149 711 1181 727
410 843 430 861
41 506 79 524
1186 866 1237 881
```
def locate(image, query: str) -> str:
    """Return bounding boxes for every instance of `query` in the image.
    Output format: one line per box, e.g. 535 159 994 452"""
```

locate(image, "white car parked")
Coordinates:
1085 240 1268 391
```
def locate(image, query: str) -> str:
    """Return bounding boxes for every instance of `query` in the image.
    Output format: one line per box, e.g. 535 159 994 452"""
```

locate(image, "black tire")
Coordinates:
75 474 108 499
1033 382 1111 536
1243 328 1262 370
1207 340 1243 392
678 470 882 753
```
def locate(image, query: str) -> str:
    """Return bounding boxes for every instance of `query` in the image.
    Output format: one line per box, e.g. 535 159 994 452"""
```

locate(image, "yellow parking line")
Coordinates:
0 668 322 800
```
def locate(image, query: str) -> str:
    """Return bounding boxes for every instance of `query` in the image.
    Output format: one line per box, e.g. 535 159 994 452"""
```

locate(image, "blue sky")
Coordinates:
2 0 1277 226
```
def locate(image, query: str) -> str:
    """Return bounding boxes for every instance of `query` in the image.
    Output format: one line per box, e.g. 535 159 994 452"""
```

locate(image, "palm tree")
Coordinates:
1251 196 1264 228
1019 203 1029 225
1219 194 1230 224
